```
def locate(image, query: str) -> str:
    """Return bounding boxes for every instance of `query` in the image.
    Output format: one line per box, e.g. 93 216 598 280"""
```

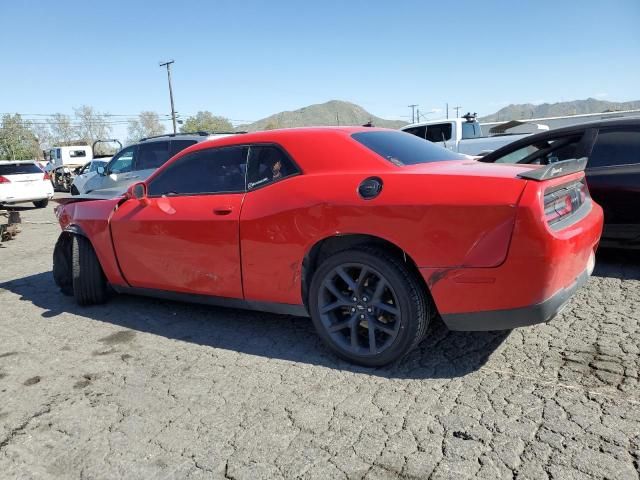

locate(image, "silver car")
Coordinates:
78 132 235 196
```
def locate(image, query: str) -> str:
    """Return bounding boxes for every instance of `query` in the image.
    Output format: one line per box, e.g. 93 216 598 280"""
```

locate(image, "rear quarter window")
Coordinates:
352 131 465 166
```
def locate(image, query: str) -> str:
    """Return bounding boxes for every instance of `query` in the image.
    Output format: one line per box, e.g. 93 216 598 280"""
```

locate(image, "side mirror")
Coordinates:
127 182 149 205
97 166 106 176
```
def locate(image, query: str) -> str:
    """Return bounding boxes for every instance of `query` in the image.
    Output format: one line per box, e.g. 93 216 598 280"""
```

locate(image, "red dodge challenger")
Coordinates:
53 127 603 366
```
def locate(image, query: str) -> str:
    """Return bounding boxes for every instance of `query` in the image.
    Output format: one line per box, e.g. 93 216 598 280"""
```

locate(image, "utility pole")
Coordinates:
159 60 177 134
446 103 449 119
408 104 418 123
454 106 461 118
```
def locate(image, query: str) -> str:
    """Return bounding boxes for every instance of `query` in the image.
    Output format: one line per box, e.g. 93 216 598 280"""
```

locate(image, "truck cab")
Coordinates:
48 145 93 168
401 114 535 156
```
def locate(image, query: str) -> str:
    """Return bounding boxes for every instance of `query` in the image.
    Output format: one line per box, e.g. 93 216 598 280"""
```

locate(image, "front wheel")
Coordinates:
72 235 108 305
70 185 79 196
309 248 429 367
33 199 49 208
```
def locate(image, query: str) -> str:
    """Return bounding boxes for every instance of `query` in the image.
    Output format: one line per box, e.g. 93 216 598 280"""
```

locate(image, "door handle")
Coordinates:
213 207 233 215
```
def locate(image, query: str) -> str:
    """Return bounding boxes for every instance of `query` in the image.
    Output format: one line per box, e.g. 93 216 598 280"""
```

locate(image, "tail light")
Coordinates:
43 172 51 181
0 175 10 184
543 179 589 227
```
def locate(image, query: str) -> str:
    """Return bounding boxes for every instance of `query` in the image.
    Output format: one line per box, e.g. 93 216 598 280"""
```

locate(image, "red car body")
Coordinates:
55 127 603 334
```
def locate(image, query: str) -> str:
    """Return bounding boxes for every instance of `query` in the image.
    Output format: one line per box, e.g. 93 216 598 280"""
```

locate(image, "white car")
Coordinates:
0 161 54 208
70 159 109 195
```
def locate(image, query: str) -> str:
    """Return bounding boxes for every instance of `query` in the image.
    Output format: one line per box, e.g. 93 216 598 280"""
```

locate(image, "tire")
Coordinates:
72 235 108 305
70 185 79 196
53 234 73 296
308 247 429 367
33 199 49 208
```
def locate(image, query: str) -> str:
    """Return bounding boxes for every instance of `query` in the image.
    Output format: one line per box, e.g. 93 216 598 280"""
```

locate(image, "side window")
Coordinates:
79 164 90 174
108 146 136 174
403 126 427 139
136 141 170 170
169 139 198 157
148 146 248 196
426 123 452 142
589 129 640 169
246 145 299 190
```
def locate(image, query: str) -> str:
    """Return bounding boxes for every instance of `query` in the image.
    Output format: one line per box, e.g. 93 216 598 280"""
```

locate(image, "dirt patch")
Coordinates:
98 330 136 346
23 376 41 386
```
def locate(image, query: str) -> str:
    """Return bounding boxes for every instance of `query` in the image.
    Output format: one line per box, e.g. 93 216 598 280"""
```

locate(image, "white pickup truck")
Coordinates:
401 114 544 156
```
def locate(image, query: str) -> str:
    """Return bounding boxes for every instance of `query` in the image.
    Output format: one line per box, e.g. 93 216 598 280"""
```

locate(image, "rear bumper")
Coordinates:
0 192 54 204
440 261 592 331
0 183 54 204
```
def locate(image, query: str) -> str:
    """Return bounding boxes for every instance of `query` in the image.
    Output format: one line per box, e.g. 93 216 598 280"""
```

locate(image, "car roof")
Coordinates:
155 126 397 174
138 131 242 143
482 117 640 161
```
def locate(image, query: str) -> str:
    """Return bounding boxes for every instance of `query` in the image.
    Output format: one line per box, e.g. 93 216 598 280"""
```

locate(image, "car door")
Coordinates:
85 145 137 193
71 162 91 191
586 127 640 229
109 145 248 298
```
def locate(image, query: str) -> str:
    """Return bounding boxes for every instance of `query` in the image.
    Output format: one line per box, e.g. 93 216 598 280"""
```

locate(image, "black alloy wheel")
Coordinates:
318 263 401 356
309 248 429 366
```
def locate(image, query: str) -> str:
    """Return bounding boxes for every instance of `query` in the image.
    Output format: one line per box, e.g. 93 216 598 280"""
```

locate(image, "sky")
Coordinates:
1 0 639 140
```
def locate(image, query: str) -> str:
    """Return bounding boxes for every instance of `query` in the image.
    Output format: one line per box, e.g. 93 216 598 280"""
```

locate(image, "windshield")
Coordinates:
461 122 483 139
352 131 466 166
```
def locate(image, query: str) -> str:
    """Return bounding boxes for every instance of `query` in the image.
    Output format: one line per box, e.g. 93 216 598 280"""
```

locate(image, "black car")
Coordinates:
480 118 640 248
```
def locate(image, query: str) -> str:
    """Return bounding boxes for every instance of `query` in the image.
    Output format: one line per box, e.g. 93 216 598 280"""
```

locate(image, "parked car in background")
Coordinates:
53 127 602 366
0 161 54 208
49 140 121 192
480 118 640 248
401 113 545 156
77 132 237 196
70 159 109 195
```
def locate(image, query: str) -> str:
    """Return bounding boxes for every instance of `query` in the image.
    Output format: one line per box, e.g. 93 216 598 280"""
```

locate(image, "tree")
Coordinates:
127 111 165 143
0 114 40 160
73 105 113 153
180 111 233 133
49 113 76 145
30 122 53 157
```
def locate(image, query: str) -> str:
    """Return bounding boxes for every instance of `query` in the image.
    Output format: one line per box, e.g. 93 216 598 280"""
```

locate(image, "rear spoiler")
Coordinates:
517 157 588 181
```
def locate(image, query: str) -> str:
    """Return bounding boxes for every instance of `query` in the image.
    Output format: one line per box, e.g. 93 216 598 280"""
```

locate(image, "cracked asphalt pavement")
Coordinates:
1 197 640 479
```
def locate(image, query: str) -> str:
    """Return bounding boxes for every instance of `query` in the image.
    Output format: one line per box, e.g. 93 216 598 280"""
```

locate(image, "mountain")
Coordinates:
480 98 640 122
238 100 407 131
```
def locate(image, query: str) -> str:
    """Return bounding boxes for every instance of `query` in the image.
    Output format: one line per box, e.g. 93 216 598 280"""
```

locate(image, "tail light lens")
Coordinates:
0 175 10 184
43 172 51 181
543 179 589 227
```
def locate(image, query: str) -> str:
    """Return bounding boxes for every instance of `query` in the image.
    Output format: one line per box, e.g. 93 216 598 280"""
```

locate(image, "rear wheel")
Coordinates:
72 235 107 305
309 248 429 367
33 199 48 208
